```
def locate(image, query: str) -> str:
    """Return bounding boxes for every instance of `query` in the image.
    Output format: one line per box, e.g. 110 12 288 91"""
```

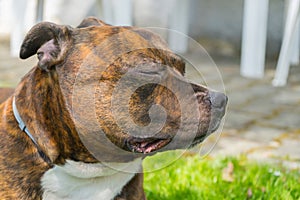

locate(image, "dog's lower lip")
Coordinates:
126 138 171 154
190 134 207 147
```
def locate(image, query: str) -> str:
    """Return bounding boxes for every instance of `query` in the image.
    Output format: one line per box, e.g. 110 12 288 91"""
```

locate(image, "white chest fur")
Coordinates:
41 158 142 200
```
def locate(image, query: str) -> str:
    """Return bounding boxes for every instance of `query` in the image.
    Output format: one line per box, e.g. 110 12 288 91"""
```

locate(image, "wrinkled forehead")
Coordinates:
72 26 185 74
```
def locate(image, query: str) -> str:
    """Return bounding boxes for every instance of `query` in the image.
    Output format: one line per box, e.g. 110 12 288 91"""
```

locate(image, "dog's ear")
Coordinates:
77 17 110 28
20 22 73 71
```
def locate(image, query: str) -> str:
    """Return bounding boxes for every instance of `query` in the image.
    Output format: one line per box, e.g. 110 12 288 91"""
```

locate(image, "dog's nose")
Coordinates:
209 91 228 109
207 91 228 133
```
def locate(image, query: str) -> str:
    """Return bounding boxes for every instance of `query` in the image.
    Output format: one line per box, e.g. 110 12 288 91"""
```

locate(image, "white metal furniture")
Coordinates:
168 0 190 53
11 0 299 86
102 0 132 26
10 0 44 57
240 0 269 78
10 0 132 57
272 0 300 86
10 0 29 57
241 0 300 86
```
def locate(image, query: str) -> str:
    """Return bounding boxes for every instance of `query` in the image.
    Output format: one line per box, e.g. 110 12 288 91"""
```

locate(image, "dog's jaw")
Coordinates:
41 158 142 200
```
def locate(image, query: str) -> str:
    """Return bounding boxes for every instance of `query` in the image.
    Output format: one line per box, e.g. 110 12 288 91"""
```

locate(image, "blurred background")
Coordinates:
0 0 299 169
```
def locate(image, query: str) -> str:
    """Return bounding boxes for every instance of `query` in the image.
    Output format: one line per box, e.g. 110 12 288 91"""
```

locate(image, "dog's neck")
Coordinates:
41 158 143 200
13 66 96 164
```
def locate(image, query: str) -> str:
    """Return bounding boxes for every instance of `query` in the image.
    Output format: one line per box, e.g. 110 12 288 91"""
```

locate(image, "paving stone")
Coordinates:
241 98 278 115
241 125 284 143
273 137 300 160
224 76 257 91
246 134 300 169
261 109 300 130
223 110 257 130
272 88 300 105
289 65 300 85
226 91 254 108
210 135 262 156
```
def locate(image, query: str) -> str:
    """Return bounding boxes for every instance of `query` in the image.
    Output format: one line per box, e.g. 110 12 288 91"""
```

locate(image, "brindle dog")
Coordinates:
0 17 227 199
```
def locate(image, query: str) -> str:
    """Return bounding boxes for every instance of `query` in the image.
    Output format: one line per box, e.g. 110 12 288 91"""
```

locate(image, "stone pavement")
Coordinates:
0 37 300 169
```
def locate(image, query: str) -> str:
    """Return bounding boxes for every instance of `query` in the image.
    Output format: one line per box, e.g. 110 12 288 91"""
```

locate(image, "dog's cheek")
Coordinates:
197 97 212 133
128 84 158 126
129 94 151 127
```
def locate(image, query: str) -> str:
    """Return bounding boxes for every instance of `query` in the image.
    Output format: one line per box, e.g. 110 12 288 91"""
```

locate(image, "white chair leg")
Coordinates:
44 0 63 23
272 0 300 87
10 0 28 57
289 17 300 65
112 0 132 26
102 0 132 26
36 0 44 22
241 0 269 78
168 0 190 53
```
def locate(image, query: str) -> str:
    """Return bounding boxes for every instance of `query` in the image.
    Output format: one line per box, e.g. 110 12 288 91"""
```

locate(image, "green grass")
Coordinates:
143 151 300 200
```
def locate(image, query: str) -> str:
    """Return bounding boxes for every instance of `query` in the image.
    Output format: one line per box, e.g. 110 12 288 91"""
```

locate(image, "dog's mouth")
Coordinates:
125 133 210 154
126 137 172 154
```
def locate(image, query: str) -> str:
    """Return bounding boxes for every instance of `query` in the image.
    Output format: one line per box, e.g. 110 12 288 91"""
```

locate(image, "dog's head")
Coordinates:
20 17 227 162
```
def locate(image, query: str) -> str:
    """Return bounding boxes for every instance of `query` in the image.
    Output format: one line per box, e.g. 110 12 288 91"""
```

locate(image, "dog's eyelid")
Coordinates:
137 70 161 75
134 63 166 75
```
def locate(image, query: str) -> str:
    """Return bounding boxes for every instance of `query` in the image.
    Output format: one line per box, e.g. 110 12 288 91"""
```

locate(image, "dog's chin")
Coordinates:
189 118 223 147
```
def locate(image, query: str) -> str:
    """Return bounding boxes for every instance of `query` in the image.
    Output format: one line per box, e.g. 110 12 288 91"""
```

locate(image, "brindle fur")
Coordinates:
0 17 226 199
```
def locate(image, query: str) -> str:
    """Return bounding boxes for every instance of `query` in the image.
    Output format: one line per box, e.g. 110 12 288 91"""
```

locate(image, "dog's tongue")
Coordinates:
128 138 171 154
139 141 160 154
